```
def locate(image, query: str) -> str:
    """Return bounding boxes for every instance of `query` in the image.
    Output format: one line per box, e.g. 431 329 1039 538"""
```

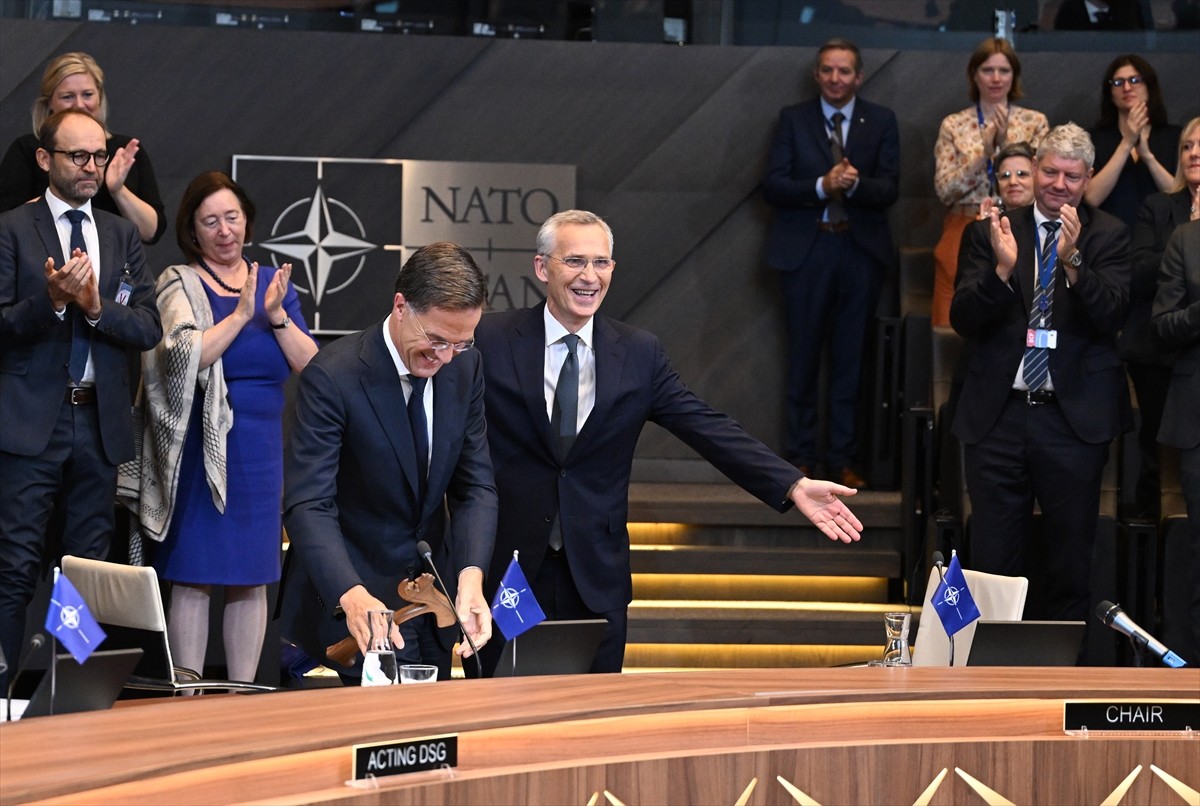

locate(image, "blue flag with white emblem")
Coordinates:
44 571 107 664
490 554 546 641
932 554 981 637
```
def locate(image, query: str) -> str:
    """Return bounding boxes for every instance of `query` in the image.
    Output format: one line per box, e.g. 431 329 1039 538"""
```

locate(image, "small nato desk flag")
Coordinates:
491 552 546 641
932 554 981 637
45 571 106 664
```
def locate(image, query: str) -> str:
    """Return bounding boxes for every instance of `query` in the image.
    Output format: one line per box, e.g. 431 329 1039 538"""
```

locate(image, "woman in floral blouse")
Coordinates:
931 37 1049 326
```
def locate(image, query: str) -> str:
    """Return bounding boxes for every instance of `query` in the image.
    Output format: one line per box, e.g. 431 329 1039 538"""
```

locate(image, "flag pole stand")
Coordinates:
947 551 956 667
48 568 59 715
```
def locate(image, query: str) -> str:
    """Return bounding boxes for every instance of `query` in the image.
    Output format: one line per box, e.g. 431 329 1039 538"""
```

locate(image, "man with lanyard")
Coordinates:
950 123 1131 626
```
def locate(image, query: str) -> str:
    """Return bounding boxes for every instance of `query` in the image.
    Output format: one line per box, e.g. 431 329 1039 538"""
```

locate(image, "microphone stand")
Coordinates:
932 551 953 667
416 541 483 679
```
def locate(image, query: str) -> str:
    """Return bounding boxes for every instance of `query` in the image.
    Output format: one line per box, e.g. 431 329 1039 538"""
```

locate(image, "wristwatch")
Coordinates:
271 314 292 330
1064 249 1082 268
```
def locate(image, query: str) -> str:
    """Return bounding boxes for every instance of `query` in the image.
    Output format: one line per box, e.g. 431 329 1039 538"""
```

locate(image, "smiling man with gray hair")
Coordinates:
951 122 1131 633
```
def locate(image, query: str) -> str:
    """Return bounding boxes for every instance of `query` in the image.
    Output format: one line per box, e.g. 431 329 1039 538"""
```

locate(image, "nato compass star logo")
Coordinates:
260 184 376 305
57 604 82 630
497 583 530 621
940 586 962 607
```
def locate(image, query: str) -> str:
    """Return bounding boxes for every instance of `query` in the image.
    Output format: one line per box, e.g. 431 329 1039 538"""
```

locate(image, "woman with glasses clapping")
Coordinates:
132 171 317 684
1084 54 1180 226
0 52 165 244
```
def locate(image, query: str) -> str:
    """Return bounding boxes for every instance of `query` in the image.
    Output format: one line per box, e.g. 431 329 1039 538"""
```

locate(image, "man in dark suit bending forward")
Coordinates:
281 243 496 683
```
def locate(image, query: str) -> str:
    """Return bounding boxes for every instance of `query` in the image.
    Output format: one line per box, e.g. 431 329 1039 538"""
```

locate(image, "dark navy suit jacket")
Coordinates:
950 203 1132 446
1153 220 1200 451
476 304 800 615
0 197 160 464
762 95 899 272
280 321 497 668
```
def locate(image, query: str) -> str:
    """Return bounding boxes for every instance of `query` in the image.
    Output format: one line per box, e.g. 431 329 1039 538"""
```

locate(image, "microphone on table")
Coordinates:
931 552 956 667
1095 600 1188 668
416 540 483 679
6 633 45 722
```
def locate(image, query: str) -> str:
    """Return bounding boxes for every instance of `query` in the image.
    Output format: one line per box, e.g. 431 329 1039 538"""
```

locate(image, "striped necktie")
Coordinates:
1022 221 1061 391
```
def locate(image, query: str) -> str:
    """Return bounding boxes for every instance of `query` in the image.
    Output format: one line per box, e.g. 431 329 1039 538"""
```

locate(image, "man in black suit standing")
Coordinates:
0 109 161 682
762 37 899 489
1152 219 1200 666
281 243 496 682
951 123 1131 623
474 209 863 675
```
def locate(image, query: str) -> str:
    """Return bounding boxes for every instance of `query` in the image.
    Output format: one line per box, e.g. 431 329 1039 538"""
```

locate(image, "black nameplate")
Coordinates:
1064 701 1199 733
352 734 458 780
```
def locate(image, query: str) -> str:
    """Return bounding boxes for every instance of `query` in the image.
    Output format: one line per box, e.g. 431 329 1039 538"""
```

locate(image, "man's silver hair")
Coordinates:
1036 122 1096 170
536 210 614 257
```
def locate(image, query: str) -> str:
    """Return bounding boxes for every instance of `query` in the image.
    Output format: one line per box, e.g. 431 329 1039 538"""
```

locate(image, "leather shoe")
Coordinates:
836 467 868 489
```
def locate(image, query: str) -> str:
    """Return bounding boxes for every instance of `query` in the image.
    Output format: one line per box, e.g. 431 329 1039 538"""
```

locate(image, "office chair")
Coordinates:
912 566 1028 666
61 555 275 695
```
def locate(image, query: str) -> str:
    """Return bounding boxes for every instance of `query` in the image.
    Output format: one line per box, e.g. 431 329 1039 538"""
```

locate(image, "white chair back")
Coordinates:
912 566 1028 666
61 555 177 683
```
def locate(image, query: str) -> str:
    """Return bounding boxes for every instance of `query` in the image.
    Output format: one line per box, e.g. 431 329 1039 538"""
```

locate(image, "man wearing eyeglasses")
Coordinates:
473 210 862 675
0 109 161 684
280 242 496 684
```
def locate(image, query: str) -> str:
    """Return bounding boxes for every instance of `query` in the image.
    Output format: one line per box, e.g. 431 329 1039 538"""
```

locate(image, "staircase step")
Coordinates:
631 543 900 578
628 482 900 528
633 573 889 603
627 601 899 646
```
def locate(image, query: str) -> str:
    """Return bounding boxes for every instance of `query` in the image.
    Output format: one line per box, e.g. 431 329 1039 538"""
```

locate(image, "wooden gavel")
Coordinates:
324 573 458 667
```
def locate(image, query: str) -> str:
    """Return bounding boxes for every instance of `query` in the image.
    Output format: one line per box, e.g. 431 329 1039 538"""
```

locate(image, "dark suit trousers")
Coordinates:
1127 361 1172 518
0 401 115 682
963 396 1108 622
1162 445 1200 666
476 548 627 676
781 229 877 469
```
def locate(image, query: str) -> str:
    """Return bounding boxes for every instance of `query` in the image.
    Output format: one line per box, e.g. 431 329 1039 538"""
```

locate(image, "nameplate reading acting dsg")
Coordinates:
1064 700 1199 734
352 734 458 780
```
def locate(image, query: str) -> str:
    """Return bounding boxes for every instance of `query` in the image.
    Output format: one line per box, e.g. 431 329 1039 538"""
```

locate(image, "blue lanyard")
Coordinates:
976 103 997 195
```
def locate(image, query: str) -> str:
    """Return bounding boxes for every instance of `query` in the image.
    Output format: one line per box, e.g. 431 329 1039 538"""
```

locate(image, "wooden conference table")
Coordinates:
0 667 1196 805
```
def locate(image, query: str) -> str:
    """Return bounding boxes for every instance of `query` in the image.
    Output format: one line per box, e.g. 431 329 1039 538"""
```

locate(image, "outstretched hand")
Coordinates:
789 477 863 543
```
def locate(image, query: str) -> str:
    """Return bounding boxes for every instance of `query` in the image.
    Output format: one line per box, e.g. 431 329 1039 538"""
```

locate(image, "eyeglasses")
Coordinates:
999 170 1031 180
50 149 110 167
546 254 615 273
198 211 245 230
409 307 475 354
1108 76 1143 88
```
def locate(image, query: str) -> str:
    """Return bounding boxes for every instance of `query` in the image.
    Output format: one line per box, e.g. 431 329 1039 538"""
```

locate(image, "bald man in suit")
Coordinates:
0 109 160 683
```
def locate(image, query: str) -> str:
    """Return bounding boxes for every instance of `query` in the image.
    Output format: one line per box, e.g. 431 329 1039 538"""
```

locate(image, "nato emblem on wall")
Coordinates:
232 156 575 335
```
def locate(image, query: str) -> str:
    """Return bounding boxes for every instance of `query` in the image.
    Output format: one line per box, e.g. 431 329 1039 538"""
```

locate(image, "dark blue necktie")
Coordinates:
1023 221 1061 392
826 111 848 225
407 374 428 504
64 209 91 384
547 334 581 552
552 334 580 460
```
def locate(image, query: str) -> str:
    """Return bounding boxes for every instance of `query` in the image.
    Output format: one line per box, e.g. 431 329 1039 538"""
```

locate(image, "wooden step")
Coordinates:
628 482 901 528
631 543 900 578
627 601 897 647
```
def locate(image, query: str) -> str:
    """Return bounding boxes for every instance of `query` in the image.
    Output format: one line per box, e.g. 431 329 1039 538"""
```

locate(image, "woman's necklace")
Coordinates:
196 255 250 294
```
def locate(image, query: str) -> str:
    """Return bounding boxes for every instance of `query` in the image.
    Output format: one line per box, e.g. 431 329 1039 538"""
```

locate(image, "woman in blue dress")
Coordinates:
142 172 317 682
